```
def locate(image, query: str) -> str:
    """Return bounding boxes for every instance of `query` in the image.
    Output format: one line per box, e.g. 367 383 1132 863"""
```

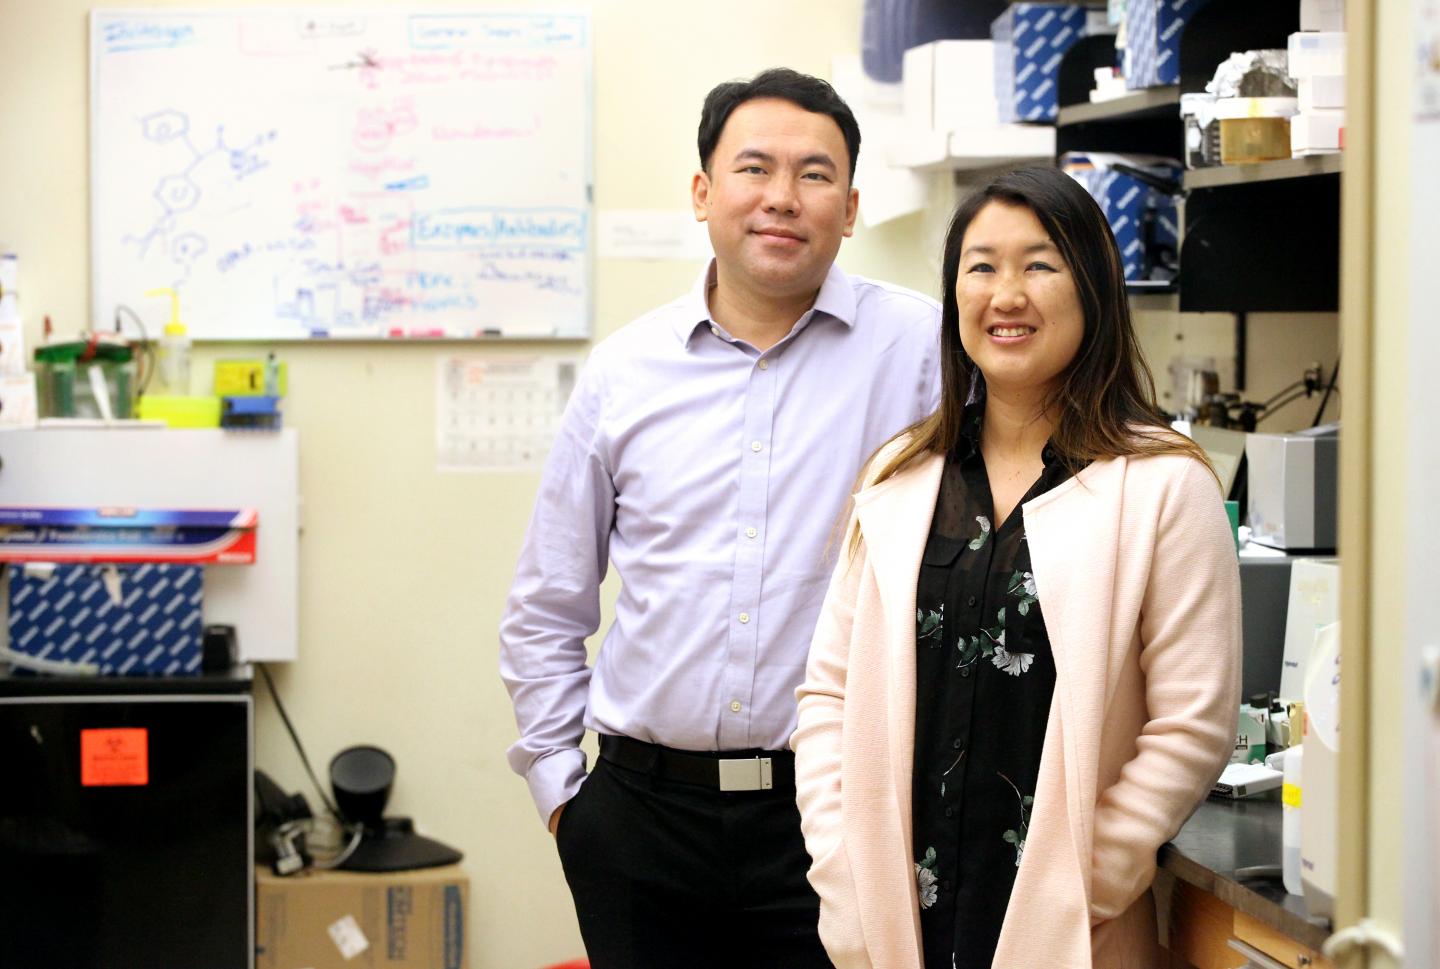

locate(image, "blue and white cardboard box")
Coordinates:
992 4 1089 122
1125 0 1214 89
7 562 204 675
1062 153 1181 281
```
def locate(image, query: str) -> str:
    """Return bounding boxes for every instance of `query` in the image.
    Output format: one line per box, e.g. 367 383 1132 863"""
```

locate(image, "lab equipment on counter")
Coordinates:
33 335 136 420
1246 424 1339 552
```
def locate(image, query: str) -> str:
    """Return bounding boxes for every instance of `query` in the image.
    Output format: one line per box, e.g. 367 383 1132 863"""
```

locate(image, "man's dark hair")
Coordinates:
697 68 861 183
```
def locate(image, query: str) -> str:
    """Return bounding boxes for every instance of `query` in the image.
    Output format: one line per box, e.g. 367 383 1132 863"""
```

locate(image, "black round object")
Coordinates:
329 745 394 827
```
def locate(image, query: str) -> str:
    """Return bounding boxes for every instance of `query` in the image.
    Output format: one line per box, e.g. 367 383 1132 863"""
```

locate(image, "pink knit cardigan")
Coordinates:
793 446 1241 969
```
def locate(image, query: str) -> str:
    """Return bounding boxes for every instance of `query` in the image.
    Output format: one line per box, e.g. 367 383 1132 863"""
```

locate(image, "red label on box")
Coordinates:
81 728 149 786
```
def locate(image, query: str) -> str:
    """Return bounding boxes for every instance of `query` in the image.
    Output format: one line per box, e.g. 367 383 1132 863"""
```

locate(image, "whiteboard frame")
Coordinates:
88 8 595 343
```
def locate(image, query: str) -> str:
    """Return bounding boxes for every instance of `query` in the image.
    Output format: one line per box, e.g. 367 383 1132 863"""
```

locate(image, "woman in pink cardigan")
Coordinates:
792 167 1240 969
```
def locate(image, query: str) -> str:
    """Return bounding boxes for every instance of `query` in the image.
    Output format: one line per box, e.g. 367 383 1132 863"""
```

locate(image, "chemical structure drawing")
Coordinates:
124 108 278 284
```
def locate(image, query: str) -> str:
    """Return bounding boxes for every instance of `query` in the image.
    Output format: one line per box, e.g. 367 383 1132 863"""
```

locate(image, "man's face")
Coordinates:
692 98 858 302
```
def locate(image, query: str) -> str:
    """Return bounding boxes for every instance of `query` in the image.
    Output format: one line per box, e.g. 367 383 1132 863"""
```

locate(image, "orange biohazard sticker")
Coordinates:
80 728 149 787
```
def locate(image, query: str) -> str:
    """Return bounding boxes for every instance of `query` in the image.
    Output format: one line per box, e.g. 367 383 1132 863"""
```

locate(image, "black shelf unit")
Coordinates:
1055 34 1184 158
1049 0 1340 315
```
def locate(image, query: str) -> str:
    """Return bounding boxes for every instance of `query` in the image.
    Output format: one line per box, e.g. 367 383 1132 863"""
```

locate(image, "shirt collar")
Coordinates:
671 259 858 348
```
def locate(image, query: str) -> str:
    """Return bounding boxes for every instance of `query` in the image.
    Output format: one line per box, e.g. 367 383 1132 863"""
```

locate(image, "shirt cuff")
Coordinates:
527 747 589 827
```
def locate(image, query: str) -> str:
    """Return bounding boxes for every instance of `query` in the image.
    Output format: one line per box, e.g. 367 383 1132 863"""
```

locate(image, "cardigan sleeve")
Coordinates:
793 524 872 968
1088 457 1242 922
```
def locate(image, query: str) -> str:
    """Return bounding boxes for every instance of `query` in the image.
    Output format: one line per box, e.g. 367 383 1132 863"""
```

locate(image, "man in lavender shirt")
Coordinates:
500 68 939 968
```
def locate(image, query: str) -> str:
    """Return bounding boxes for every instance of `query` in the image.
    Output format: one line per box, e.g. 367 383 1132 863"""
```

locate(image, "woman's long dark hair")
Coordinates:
856 167 1209 544
869 164 1209 483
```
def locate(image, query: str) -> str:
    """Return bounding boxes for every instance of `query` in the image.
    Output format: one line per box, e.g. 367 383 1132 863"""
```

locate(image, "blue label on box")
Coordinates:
992 3 1089 122
1125 0 1213 89
443 884 464 969
7 563 203 674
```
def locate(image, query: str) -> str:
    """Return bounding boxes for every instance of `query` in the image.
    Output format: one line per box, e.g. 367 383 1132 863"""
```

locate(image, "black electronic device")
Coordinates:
329 744 463 872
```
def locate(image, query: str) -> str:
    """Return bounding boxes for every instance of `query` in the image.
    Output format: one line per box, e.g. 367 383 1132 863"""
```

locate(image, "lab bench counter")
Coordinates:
1157 791 1333 968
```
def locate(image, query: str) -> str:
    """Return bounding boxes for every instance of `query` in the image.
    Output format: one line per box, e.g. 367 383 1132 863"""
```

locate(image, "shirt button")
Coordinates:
952 739 963 750
750 440 763 452
942 879 953 892
967 595 978 608
710 325 720 336
758 359 769 370
961 667 971 678
944 806 955 818
745 527 758 539
730 700 742 713
739 612 750 624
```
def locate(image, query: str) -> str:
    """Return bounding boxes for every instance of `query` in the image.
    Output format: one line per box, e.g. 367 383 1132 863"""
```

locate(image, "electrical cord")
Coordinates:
1258 378 1308 410
1255 390 1311 424
1312 357 1340 427
258 662 344 820
308 818 365 870
257 662 368 871
113 304 156 397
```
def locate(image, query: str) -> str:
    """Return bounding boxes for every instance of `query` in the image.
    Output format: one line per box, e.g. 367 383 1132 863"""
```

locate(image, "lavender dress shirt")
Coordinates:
500 260 940 823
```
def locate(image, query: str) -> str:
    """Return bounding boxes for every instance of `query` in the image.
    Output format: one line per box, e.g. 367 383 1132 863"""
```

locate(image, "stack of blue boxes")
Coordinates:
1062 154 1182 282
1124 0 1214 89
8 563 204 675
992 3 1090 122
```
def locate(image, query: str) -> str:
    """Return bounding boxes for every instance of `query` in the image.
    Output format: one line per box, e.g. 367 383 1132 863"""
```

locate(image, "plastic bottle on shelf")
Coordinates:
1281 743 1304 896
146 287 191 394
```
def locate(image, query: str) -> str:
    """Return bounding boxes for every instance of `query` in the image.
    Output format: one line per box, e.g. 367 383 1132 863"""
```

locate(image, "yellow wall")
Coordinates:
0 2 1346 966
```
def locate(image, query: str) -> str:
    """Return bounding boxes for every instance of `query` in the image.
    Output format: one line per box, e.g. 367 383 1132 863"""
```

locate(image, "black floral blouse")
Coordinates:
911 405 1080 969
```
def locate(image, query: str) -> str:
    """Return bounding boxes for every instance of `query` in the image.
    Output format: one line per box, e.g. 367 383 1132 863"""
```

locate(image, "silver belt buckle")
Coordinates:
718 756 773 791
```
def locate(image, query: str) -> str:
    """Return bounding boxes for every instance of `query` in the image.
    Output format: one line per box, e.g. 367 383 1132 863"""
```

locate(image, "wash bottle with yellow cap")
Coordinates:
147 287 191 394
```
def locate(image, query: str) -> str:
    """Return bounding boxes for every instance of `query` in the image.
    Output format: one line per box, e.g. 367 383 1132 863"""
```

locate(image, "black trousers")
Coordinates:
555 752 832 969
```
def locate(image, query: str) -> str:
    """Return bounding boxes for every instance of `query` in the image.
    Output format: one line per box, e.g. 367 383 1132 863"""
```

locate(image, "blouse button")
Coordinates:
758 359 769 371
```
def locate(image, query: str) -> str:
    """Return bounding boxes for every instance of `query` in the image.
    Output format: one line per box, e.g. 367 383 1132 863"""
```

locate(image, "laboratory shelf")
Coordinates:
1057 86 1182 127
888 125 1056 172
1183 153 1344 190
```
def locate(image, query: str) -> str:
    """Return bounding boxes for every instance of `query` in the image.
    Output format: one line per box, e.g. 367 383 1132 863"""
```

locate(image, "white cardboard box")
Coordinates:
902 41 998 132
1300 0 1345 32
1288 31 1346 78
1298 74 1346 112
1291 109 1345 153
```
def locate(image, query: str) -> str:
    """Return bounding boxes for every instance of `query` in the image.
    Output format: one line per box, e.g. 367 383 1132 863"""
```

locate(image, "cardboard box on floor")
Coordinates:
256 865 467 969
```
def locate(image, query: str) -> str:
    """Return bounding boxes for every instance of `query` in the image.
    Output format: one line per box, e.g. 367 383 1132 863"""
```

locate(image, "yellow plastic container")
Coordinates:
1219 117 1292 164
135 394 223 428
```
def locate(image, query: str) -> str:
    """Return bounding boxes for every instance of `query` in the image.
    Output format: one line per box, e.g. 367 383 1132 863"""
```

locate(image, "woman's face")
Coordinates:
954 201 1085 401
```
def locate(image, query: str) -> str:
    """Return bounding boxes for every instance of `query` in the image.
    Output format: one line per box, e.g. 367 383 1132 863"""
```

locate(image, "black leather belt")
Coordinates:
599 734 795 792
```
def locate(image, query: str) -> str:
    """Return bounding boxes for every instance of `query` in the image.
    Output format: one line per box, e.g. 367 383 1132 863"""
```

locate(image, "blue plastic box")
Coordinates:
1125 0 1214 89
992 3 1089 122
7 562 204 675
1062 154 1181 281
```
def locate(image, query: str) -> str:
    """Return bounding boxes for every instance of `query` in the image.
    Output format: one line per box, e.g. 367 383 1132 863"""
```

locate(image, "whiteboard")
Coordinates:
0 428 299 663
90 9 592 341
